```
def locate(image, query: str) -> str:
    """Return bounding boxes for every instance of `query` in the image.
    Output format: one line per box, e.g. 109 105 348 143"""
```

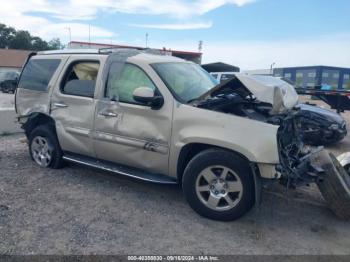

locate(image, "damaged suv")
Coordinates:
15 49 350 221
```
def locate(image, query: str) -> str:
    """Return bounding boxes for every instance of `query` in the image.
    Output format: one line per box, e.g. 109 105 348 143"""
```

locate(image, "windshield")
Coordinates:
152 62 218 103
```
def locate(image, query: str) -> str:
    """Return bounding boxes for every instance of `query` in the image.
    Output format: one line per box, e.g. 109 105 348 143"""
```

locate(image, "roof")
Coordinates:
0 49 32 68
202 62 240 73
69 41 202 56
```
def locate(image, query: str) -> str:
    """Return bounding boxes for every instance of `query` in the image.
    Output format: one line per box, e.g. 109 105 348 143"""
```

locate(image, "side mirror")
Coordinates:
133 87 164 109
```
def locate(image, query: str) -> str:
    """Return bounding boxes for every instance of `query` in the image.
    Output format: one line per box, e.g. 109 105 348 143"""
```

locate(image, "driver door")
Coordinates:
93 62 173 175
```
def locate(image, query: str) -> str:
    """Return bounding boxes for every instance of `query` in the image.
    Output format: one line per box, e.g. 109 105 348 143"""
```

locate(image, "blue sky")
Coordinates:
1 0 349 69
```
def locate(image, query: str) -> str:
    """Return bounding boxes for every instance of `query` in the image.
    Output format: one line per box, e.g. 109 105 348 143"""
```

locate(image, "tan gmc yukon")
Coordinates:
15 49 350 221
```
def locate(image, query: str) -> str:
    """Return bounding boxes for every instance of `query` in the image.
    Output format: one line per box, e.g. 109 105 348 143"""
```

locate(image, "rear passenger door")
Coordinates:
50 55 106 157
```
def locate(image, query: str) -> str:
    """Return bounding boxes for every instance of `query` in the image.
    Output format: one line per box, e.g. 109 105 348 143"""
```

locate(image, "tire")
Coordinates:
182 149 255 221
28 125 64 169
311 150 350 220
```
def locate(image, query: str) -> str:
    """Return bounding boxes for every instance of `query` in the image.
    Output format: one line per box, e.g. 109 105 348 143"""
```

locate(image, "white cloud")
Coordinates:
146 34 350 70
0 1 115 43
0 0 256 21
128 21 213 30
0 0 256 43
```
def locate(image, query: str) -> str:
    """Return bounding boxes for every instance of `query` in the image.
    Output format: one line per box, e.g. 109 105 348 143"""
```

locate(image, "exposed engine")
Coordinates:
194 87 324 189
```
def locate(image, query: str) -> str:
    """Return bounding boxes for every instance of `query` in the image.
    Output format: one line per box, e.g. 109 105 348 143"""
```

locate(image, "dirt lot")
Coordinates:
0 94 350 255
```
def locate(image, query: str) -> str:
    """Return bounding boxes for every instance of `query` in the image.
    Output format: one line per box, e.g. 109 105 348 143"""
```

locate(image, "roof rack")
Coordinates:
98 47 171 56
38 49 101 55
37 47 172 57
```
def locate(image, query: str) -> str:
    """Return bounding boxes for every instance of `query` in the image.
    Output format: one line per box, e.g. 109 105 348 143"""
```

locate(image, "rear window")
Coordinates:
18 59 60 91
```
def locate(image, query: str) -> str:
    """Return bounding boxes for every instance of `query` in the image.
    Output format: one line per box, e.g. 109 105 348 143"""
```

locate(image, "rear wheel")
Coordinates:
29 125 64 169
182 149 255 221
311 150 350 220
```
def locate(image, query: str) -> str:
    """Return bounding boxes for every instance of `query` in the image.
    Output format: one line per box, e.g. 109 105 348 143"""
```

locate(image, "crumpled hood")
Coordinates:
235 74 299 113
199 73 299 114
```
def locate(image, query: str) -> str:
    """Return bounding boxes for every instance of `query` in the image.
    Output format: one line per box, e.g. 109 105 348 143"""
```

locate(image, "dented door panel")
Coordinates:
93 100 173 175
93 60 174 175
50 55 106 157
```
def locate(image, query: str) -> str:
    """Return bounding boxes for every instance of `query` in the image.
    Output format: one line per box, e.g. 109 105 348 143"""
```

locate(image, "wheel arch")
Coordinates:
176 142 252 183
22 112 56 138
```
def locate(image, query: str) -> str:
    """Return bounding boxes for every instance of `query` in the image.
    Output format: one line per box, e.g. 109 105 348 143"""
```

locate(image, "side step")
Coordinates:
62 153 178 185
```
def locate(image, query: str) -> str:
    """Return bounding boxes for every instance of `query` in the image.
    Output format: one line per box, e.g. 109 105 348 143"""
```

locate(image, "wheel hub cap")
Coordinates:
195 165 243 211
210 179 228 196
31 136 52 167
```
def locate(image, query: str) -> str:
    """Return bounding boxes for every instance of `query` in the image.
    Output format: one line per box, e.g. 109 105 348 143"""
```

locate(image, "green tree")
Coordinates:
0 23 16 48
48 38 64 50
0 23 64 51
31 36 49 51
9 30 32 50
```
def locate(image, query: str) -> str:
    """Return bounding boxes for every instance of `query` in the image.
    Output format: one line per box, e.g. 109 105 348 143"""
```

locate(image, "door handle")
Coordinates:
99 111 118 117
52 102 68 108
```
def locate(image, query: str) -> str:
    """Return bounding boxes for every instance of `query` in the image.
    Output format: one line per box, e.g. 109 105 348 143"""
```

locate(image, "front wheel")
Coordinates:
182 149 255 221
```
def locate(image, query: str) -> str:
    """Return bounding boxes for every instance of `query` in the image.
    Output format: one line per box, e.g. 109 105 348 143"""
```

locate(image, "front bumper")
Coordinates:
257 163 280 179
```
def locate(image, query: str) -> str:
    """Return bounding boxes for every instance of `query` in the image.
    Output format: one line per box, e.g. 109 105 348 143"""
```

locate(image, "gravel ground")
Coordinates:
0 93 350 255
0 134 350 255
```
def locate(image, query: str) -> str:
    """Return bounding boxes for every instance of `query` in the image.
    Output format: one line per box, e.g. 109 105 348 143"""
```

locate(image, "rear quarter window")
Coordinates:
18 59 61 91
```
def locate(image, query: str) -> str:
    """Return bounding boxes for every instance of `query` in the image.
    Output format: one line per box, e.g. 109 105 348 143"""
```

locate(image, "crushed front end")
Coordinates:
270 110 326 188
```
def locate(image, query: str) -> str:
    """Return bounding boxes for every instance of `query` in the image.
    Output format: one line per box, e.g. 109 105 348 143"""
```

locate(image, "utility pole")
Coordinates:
65 27 71 45
270 62 276 75
88 24 91 46
145 33 149 48
198 40 203 52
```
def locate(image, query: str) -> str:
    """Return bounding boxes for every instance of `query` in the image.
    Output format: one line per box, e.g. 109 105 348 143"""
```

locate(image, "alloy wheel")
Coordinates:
195 165 243 211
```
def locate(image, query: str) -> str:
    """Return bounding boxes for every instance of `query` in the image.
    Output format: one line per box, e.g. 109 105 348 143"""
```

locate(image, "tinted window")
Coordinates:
18 59 60 91
295 69 317 88
61 61 99 98
322 69 340 89
106 63 156 104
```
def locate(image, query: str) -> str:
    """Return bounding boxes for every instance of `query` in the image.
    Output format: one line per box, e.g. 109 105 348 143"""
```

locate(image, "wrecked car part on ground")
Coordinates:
15 49 350 221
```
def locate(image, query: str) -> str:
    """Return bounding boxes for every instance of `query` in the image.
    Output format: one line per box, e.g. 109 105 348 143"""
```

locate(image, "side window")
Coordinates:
18 59 60 91
61 61 99 98
106 63 156 104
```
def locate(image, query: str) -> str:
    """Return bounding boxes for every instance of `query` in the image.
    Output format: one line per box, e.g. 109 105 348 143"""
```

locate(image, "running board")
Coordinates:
62 154 178 185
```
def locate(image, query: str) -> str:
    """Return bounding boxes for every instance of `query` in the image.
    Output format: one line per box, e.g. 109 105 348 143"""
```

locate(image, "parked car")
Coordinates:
296 103 347 146
0 71 19 93
15 49 350 221
209 72 235 83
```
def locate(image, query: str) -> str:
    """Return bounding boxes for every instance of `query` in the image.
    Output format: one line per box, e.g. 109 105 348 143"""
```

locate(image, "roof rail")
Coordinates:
38 49 100 55
98 47 171 56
